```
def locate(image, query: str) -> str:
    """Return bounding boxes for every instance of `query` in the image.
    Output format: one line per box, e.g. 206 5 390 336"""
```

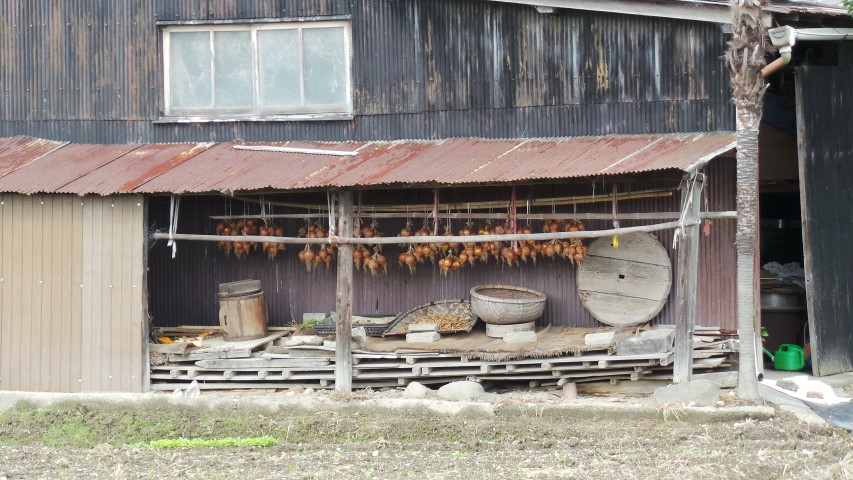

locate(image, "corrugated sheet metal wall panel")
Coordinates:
0 194 145 392
146 166 737 330
0 0 733 143
697 157 736 330
795 66 853 376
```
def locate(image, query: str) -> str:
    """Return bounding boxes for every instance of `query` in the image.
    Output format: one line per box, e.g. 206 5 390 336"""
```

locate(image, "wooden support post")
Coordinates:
674 173 705 383
335 190 354 392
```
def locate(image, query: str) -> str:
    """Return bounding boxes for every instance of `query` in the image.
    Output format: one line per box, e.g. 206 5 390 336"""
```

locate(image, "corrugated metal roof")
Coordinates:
0 136 66 177
0 143 140 195
57 143 213 195
0 133 735 195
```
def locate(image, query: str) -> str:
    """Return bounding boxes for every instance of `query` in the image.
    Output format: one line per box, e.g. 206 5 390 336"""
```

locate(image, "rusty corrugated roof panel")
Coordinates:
0 133 735 195
0 143 142 195
134 141 368 194
57 143 213 195
309 139 522 188
0 136 67 177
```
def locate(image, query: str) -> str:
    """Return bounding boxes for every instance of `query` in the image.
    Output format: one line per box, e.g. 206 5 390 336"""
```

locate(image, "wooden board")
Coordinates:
191 331 286 353
577 233 672 327
195 358 330 369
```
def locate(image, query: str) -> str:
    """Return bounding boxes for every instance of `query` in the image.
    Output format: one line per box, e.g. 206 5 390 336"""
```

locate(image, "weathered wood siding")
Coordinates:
0 0 733 143
0 194 146 392
795 66 853 377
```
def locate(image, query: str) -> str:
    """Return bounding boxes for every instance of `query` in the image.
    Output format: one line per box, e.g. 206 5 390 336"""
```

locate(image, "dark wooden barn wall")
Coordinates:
146 161 736 330
0 0 733 143
796 66 853 377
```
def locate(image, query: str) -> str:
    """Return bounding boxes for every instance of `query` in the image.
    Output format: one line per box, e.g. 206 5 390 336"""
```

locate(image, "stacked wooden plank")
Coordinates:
149 326 735 391
151 348 671 391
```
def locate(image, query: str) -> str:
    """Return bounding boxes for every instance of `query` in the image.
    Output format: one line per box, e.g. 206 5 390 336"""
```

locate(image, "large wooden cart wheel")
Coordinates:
576 233 672 327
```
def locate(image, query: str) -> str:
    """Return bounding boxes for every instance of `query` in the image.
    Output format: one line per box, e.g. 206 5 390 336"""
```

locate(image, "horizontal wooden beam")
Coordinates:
210 211 737 221
152 220 695 246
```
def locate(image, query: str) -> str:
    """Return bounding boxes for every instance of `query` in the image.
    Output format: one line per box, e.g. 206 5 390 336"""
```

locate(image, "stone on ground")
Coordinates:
616 328 675 355
585 331 615 346
438 381 485 401
406 332 441 343
653 379 719 407
286 335 324 347
351 327 368 343
408 323 437 332
776 378 799 392
403 381 430 399
562 382 577 401
184 380 201 397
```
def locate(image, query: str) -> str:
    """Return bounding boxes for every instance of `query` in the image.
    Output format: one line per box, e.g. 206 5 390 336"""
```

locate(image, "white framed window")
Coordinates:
162 21 351 119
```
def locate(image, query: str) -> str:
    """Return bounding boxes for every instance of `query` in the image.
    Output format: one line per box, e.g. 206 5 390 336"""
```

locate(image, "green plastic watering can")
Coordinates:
774 344 805 371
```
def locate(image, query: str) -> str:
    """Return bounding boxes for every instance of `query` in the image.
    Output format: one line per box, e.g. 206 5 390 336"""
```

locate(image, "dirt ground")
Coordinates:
0 389 850 480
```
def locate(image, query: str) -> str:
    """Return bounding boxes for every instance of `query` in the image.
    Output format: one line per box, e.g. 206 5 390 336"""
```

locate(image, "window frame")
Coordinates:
161 20 353 121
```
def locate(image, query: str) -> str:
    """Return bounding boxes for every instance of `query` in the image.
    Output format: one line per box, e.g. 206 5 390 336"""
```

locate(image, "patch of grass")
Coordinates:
46 419 98 448
144 436 277 448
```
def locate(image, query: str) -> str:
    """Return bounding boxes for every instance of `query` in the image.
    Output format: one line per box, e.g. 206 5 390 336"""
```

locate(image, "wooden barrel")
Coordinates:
576 233 672 327
218 290 269 342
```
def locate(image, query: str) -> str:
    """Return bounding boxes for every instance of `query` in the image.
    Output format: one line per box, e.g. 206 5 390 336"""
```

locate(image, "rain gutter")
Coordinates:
762 26 853 78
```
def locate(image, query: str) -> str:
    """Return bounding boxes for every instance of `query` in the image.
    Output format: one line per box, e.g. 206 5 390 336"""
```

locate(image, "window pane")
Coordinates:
214 31 253 108
257 29 301 107
169 31 212 110
303 27 347 106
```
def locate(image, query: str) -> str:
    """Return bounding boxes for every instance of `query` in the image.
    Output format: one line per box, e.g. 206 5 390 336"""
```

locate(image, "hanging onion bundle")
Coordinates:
438 253 463 276
214 218 267 260
563 219 588 264
399 247 418 273
297 244 316 272
258 223 285 260
457 223 479 267
296 219 332 270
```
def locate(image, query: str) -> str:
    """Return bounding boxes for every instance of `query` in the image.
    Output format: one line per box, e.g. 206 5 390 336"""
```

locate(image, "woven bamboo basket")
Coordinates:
383 299 476 336
469 285 547 325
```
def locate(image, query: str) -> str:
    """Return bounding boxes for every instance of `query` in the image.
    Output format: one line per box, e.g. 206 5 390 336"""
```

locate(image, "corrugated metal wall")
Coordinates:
147 162 736 330
0 194 146 392
795 66 853 376
0 0 733 143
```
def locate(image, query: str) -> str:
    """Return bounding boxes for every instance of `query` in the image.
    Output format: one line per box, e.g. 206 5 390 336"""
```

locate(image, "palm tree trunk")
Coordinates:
728 0 769 401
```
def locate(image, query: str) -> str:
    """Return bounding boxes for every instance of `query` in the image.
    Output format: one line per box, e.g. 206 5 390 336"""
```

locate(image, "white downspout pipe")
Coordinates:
761 26 853 78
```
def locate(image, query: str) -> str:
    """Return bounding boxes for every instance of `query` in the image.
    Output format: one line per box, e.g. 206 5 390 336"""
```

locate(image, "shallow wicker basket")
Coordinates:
469 285 547 325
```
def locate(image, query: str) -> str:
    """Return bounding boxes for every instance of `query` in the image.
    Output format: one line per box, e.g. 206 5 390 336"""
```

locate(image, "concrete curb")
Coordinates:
0 391 775 423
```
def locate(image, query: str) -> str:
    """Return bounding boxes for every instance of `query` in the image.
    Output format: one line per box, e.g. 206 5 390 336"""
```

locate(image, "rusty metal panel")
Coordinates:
0 193 145 392
0 144 140 194
0 133 735 195
57 143 212 195
329 139 522 188
696 157 737 331
0 136 67 177
133 141 363 194
460 133 736 183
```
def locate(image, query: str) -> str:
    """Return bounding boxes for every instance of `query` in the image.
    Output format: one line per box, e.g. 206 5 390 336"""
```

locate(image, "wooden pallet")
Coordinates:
149 329 729 391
